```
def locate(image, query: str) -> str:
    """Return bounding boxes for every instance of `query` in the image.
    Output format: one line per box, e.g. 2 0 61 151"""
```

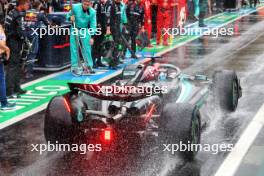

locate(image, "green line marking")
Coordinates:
0 80 69 123
0 5 263 128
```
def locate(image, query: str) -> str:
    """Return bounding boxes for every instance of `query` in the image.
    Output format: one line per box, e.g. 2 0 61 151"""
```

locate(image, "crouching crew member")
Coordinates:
67 0 97 74
126 0 144 54
92 0 107 68
106 0 128 68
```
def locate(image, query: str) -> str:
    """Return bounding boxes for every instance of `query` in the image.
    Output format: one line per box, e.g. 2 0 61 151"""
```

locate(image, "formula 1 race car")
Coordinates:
44 57 242 160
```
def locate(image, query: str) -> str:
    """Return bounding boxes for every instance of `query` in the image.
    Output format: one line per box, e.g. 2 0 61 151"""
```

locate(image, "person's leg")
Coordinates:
130 28 137 54
5 65 14 96
13 40 25 95
6 39 23 96
151 5 158 39
254 0 257 7
0 63 7 106
70 28 79 69
156 10 162 44
110 30 121 68
13 64 24 94
92 34 100 67
95 34 106 67
26 36 38 78
80 31 93 69
163 10 171 45
193 0 200 18
249 0 253 7
145 16 152 40
0 63 15 109
199 0 207 27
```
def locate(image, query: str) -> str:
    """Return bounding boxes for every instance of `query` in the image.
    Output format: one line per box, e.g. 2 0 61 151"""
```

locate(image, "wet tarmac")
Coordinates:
1 11 264 176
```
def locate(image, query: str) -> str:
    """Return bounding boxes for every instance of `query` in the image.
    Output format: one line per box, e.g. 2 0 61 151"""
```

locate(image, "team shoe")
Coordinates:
147 44 153 48
71 67 82 75
25 73 34 79
131 54 137 59
17 89 27 95
199 23 207 28
194 15 199 21
1 102 16 111
82 66 95 74
163 42 169 46
96 62 107 67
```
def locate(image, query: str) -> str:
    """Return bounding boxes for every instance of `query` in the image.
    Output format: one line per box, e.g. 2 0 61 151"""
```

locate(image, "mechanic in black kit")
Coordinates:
23 0 50 79
51 0 64 11
92 0 108 68
250 0 259 8
4 0 30 97
126 0 144 54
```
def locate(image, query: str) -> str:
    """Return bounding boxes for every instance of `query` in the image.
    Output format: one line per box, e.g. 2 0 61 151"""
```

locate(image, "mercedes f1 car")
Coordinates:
44 57 242 160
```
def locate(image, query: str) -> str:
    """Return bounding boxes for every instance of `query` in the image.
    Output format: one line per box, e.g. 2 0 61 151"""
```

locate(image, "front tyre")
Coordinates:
213 70 242 112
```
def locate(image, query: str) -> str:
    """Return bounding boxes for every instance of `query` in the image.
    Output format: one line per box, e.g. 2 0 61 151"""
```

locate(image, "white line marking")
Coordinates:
214 104 264 176
8 98 39 102
20 95 46 99
0 106 25 112
8 102 31 105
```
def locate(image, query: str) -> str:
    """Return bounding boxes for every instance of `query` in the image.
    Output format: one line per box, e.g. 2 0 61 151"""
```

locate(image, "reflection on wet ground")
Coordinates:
1 12 264 176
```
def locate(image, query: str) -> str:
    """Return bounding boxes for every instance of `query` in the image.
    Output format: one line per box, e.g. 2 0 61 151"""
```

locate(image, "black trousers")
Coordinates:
151 5 158 37
92 27 106 65
250 0 258 7
223 0 236 9
129 25 140 54
109 29 122 67
6 38 23 96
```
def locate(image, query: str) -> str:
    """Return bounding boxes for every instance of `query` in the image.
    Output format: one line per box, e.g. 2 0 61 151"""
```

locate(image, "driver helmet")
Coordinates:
140 63 160 82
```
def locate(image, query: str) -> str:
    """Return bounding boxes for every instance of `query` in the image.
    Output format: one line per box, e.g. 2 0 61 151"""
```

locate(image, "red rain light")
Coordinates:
63 98 71 113
104 129 112 141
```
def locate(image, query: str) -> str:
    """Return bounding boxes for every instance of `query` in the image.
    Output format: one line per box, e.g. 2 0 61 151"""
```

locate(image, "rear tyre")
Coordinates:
159 103 201 161
44 95 85 144
213 70 241 112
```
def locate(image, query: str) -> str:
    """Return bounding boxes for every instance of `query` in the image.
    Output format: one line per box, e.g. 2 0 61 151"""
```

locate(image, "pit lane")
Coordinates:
1 11 264 176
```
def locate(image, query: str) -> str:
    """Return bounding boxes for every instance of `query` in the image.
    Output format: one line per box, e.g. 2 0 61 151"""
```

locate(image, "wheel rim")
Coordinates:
232 80 239 109
77 110 83 122
191 115 200 145
190 114 200 157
